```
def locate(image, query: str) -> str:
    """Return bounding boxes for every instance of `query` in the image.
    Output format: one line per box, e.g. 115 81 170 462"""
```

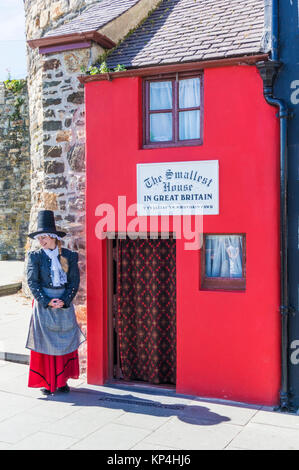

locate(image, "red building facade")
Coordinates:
84 61 281 406
28 0 280 406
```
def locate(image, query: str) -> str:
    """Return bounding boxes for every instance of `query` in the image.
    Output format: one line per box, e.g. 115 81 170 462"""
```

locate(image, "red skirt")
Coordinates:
28 349 80 393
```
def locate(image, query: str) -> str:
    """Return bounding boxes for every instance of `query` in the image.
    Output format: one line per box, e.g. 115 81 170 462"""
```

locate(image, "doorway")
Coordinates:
107 235 176 386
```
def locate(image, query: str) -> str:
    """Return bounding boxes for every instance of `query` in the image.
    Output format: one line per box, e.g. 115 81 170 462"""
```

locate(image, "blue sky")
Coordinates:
0 0 27 81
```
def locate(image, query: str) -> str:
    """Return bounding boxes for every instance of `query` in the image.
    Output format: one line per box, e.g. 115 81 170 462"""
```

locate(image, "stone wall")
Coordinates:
0 82 31 260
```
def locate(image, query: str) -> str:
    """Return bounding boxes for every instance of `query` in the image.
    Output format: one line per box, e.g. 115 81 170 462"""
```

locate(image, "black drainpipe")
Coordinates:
256 0 291 412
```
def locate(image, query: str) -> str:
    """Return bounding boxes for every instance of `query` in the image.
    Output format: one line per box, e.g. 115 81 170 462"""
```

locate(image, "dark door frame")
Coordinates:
106 232 176 386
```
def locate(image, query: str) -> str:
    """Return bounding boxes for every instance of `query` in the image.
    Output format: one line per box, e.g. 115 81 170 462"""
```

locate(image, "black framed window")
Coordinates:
143 73 203 148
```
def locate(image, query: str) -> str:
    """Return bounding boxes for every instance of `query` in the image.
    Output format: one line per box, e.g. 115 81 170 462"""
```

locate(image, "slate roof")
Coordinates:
44 0 141 37
106 0 266 69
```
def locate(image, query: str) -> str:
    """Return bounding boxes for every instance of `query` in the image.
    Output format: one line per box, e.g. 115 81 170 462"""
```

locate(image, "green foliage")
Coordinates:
3 79 26 121
113 64 126 72
11 97 25 120
3 79 26 95
81 61 127 76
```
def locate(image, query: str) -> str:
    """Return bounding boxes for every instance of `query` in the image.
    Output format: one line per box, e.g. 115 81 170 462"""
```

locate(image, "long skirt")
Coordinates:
28 349 79 393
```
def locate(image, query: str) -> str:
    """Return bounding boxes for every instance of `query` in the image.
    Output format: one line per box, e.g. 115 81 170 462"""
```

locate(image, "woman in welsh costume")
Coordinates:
26 210 86 395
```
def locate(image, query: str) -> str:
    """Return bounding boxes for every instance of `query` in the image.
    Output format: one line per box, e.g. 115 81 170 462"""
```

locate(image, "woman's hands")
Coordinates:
48 298 64 308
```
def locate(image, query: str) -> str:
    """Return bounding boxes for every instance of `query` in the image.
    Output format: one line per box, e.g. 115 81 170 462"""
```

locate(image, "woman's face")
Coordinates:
37 235 56 250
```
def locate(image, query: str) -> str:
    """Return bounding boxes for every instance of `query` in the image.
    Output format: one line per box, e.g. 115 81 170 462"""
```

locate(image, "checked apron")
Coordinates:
26 287 85 356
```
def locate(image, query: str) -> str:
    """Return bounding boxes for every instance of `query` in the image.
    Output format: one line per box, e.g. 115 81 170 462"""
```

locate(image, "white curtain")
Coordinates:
205 235 243 278
179 110 200 140
150 113 172 142
179 78 200 140
150 81 172 110
179 78 200 108
150 81 173 142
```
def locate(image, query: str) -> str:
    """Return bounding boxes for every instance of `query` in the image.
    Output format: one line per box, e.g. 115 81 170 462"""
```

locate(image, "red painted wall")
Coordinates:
85 65 281 405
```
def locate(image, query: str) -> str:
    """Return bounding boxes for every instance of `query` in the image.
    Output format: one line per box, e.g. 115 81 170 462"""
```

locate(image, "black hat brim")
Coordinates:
28 229 67 239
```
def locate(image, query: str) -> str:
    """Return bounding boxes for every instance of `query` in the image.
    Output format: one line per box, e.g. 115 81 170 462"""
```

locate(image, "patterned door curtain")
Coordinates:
116 237 176 385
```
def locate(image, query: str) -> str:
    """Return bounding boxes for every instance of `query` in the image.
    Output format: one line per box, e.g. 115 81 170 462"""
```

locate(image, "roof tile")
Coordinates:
45 0 141 37
105 0 266 69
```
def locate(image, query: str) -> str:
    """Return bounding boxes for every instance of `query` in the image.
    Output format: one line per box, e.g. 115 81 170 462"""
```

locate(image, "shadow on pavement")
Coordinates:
38 388 232 426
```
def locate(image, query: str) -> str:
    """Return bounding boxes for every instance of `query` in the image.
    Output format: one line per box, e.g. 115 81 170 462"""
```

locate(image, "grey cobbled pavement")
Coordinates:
0 291 299 450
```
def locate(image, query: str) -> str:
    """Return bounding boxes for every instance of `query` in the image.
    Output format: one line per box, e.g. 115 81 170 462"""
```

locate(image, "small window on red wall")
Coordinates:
143 73 203 148
201 234 246 291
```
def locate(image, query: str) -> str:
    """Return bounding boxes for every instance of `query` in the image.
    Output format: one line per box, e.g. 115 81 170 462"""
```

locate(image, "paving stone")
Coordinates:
140 416 243 450
42 407 125 439
29 398 83 421
0 390 39 423
0 362 29 383
0 441 13 450
251 410 299 430
112 409 174 430
0 372 42 399
69 423 152 450
230 422 299 450
0 410 59 444
131 442 181 450
182 398 261 426
224 445 244 450
11 431 78 450
80 383 194 405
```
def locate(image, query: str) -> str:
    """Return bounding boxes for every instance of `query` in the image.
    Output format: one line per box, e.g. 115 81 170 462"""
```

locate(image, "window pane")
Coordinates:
150 81 172 110
179 78 200 109
179 110 200 140
150 113 172 142
205 235 243 278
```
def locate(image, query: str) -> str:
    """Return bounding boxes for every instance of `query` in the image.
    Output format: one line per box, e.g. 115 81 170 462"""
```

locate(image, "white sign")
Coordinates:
137 160 219 215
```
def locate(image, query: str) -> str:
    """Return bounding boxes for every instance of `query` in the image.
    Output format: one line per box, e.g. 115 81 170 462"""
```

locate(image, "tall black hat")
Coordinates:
28 210 66 239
